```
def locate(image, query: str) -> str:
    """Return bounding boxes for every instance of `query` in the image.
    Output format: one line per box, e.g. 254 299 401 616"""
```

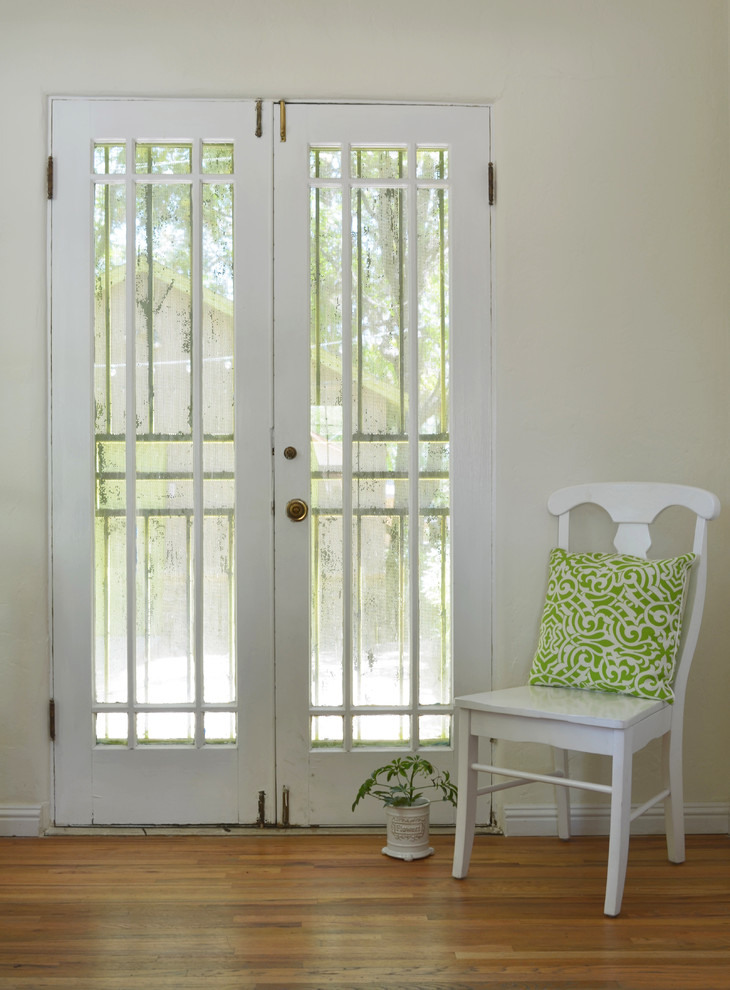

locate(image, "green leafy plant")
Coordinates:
352 755 458 810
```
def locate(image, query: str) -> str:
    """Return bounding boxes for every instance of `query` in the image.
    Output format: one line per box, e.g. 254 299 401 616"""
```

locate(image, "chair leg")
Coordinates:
553 747 571 841
604 737 633 916
452 709 479 879
662 729 685 864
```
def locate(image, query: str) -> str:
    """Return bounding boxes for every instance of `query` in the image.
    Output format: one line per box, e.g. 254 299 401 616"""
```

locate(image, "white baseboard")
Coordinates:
1 802 726 838
0 805 48 837
503 802 729 837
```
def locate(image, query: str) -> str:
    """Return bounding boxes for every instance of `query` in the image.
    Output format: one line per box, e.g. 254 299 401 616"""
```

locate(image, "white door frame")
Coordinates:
48 97 493 827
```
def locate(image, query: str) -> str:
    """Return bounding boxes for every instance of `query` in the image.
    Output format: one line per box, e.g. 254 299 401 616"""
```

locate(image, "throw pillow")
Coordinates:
528 548 696 702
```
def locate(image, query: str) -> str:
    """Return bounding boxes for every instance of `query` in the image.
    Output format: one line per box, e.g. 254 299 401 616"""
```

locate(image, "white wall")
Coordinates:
1 0 728 829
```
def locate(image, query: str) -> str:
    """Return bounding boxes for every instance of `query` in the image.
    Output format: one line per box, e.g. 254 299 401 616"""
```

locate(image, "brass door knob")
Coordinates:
286 498 309 522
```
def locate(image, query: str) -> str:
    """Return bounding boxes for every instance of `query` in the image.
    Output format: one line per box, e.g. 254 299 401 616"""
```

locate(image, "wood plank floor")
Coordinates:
0 832 728 989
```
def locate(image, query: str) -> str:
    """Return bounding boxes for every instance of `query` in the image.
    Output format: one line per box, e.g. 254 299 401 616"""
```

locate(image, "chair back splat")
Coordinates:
452 482 720 916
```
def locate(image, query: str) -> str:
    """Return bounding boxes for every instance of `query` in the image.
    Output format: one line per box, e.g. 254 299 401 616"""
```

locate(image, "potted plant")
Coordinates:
352 755 458 861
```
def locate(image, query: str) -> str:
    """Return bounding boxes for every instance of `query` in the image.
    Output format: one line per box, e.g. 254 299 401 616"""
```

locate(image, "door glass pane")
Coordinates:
352 492 410 708
94 713 128 746
310 148 341 179
310 182 344 709
311 715 344 748
135 180 194 708
94 143 126 175
94 516 128 705
418 713 451 747
204 711 236 744
202 182 235 705
136 712 195 745
417 178 451 718
202 143 234 174
135 516 193 705
352 714 410 748
94 181 128 706
135 143 192 174
351 147 407 180
416 147 448 180
93 136 237 745
351 165 410 721
310 142 452 749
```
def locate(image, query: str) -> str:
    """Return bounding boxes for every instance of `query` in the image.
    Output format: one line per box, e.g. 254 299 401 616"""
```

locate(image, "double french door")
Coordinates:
49 99 492 826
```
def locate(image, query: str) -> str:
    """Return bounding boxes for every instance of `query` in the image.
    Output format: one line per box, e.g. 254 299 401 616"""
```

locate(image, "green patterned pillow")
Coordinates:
529 548 696 702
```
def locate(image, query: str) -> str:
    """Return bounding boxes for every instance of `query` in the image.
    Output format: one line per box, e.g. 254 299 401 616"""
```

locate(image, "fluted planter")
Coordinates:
382 798 434 861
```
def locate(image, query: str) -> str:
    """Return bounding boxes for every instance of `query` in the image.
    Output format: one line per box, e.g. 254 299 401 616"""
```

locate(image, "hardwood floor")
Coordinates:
0 832 728 989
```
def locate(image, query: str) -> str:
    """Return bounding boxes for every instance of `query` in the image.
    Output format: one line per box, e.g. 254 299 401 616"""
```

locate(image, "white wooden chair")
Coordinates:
452 482 720 915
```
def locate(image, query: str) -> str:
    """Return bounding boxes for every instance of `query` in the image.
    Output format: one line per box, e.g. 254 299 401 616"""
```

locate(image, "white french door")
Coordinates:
273 103 492 824
50 99 491 826
50 99 275 825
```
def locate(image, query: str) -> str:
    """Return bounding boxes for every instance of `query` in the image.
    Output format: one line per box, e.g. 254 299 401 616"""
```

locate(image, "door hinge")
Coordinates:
488 161 495 206
49 699 56 741
279 100 286 142
281 785 290 827
255 99 263 138
47 156 54 200
257 789 266 827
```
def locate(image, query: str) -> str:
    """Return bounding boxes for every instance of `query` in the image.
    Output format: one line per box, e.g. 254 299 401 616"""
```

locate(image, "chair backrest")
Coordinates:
546 482 720 708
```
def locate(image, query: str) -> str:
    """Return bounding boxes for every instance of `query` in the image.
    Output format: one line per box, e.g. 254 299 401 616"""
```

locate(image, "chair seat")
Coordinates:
456 684 666 729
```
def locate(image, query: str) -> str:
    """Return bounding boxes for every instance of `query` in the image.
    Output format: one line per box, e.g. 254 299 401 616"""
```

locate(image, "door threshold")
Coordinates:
44 824 500 837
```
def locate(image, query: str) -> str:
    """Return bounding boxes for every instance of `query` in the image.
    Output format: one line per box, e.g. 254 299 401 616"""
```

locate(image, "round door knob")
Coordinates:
286 498 309 522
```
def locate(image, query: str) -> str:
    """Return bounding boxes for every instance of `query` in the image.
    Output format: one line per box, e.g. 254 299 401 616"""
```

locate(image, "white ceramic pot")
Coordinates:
382 798 434 861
